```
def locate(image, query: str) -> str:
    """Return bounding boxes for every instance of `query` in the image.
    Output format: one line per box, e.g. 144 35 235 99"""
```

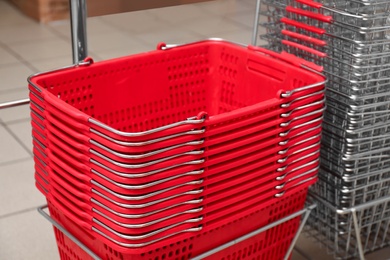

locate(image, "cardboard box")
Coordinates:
8 0 212 23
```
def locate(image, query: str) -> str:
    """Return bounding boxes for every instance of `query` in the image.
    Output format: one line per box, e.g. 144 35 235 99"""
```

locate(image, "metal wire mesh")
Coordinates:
306 195 390 259
255 0 390 258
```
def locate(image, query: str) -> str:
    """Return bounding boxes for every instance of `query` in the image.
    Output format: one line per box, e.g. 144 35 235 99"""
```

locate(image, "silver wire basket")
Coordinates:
256 0 390 258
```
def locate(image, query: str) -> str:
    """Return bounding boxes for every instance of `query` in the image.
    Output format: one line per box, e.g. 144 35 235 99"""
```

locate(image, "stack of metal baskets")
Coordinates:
256 0 390 258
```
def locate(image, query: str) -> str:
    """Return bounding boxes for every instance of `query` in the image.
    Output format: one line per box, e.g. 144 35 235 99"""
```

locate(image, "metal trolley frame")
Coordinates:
0 1 317 259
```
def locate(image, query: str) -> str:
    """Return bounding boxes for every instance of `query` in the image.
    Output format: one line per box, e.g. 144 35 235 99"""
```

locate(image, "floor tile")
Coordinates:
291 250 305 260
28 55 73 72
48 17 118 40
240 0 258 6
294 235 334 260
87 17 121 34
0 45 20 65
0 88 29 104
0 22 59 44
0 159 43 217
225 10 256 29
92 46 155 61
366 247 390 260
7 120 33 154
295 232 390 260
196 0 254 15
8 38 72 63
0 104 30 123
178 16 245 36
0 62 36 91
46 19 72 39
134 28 202 46
146 4 210 23
0 209 59 260
0 124 31 164
0 2 34 26
100 11 168 34
87 31 146 52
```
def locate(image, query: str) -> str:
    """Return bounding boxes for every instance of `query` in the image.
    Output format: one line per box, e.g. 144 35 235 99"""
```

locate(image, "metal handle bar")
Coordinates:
38 203 316 260
37 205 101 260
0 98 30 109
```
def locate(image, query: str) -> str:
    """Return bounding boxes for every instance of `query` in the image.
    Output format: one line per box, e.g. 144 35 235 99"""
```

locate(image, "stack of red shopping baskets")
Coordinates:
29 40 326 259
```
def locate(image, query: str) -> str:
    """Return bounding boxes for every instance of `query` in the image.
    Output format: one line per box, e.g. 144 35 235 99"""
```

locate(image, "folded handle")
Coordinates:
281 18 325 35
282 30 327 47
286 6 332 23
42 90 91 124
248 45 304 67
43 105 90 133
248 45 323 72
282 40 327 58
46 193 92 230
294 0 323 9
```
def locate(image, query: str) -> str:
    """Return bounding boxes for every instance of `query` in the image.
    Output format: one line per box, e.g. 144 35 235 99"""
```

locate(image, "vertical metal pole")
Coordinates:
251 0 261 46
351 208 366 260
69 0 88 64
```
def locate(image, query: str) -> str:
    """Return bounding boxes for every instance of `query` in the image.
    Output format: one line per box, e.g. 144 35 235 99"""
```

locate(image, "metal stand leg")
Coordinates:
283 204 316 260
39 203 316 260
38 205 101 260
352 209 366 260
192 204 316 260
308 193 390 259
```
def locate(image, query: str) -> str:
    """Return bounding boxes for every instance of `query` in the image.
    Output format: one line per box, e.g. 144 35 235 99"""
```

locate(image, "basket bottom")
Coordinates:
48 188 308 260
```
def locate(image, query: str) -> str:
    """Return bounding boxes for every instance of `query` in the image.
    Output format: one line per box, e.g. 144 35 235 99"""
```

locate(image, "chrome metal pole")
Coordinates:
252 0 261 46
0 98 30 109
70 0 88 63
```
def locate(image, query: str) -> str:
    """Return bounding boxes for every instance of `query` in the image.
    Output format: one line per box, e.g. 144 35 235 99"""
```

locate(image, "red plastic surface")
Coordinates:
48 185 309 258
31 87 324 154
282 40 327 58
282 30 327 47
30 40 324 254
34 145 318 242
286 6 333 23
29 40 325 142
34 118 322 188
37 124 321 192
281 18 326 35
295 0 323 9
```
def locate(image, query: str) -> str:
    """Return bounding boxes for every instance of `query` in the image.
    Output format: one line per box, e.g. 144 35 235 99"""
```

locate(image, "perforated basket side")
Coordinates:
47 186 308 259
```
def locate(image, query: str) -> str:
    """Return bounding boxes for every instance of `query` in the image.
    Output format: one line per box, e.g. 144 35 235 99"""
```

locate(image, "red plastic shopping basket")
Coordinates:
30 39 325 257
47 183 309 260
28 40 325 142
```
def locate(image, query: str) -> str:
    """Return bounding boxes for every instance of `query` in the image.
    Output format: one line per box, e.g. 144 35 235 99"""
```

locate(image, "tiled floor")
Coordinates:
0 0 390 259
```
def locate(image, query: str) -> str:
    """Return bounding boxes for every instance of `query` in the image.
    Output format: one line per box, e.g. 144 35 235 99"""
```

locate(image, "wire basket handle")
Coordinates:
247 45 324 73
295 0 323 9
